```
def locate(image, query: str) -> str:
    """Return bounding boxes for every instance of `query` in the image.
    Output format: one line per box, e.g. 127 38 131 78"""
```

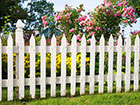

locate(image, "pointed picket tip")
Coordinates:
135 35 139 41
16 19 24 28
72 34 76 40
135 35 139 45
7 33 13 46
41 34 46 41
109 35 113 45
91 35 95 41
100 34 104 40
100 34 105 43
72 35 77 44
51 34 56 41
40 34 46 46
117 35 122 46
8 33 13 41
126 35 131 45
62 35 66 44
109 35 113 41
30 35 35 43
118 35 122 42
81 34 86 44
91 35 95 46
52 34 56 39
81 34 86 40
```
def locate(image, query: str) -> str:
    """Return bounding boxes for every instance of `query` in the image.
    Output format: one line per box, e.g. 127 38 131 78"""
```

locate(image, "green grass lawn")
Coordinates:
0 84 140 105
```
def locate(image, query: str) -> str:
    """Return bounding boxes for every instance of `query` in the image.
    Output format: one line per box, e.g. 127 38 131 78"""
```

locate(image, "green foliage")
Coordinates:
88 0 136 40
0 0 28 32
0 86 140 104
24 0 54 32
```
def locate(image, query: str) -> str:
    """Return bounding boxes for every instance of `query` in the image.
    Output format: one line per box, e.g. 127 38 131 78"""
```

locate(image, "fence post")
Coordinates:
15 19 24 99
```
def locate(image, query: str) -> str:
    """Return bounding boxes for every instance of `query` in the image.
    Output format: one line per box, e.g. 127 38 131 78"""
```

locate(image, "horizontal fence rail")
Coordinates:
0 20 140 101
0 46 138 53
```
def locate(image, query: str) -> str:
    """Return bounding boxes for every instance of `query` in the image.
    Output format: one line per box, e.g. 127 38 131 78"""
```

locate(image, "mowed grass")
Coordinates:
0 84 140 105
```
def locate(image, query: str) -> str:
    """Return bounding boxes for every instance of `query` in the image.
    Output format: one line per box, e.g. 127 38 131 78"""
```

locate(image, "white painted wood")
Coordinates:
116 35 122 92
0 45 138 54
40 35 46 98
89 35 95 94
1 74 140 88
0 38 2 101
15 19 24 99
30 35 36 98
99 35 105 93
107 35 113 93
80 35 86 95
125 36 131 92
1 32 140 101
7 34 13 101
71 35 77 96
134 35 139 91
61 35 66 96
51 35 56 97
18 34 24 99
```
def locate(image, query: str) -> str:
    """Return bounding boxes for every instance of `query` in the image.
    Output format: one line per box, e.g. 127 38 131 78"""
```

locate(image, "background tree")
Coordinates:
23 0 54 32
0 0 28 32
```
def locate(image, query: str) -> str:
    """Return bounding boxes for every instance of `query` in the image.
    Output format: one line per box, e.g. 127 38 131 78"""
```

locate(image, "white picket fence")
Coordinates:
0 19 140 101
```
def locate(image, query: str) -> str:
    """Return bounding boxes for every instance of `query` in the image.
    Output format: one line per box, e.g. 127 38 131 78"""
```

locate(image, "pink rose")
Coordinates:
123 20 128 23
123 1 127 6
77 9 82 12
69 28 75 33
117 2 123 7
107 41 109 45
43 20 48 27
41 16 46 20
106 1 111 7
76 35 81 41
103 0 106 4
69 21 72 24
122 13 126 17
77 43 79 46
66 13 70 17
87 39 92 44
113 5 116 8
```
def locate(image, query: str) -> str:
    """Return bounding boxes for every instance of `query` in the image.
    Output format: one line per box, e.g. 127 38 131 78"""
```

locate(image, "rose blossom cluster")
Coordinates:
87 0 137 40
41 16 48 27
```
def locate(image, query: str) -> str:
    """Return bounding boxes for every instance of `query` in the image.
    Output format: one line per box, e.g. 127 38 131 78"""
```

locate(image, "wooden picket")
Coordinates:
30 35 36 98
134 35 139 91
18 33 24 99
7 34 13 101
71 35 77 96
80 35 86 95
89 36 95 94
61 35 67 96
40 35 46 98
107 35 113 93
51 35 56 97
125 36 131 92
116 36 122 92
99 35 105 93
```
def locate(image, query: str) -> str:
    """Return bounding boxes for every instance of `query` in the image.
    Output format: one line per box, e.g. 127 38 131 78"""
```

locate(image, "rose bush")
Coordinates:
42 0 136 43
